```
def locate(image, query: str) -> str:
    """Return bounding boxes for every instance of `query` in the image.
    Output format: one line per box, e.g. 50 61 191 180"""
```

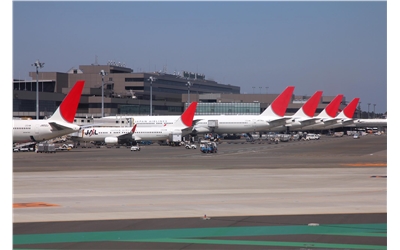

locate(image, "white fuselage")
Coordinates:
70 127 133 143
133 127 184 141
98 115 283 134
70 126 186 143
13 120 80 143
343 119 387 128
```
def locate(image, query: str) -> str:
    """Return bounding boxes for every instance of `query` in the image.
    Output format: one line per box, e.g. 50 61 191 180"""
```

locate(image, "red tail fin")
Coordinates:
271 86 295 116
302 91 323 117
343 98 360 118
181 102 198 127
131 124 137 133
59 80 85 123
325 94 343 118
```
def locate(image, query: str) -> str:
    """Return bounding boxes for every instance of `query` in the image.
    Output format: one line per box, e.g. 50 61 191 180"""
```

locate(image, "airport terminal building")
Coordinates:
13 63 348 121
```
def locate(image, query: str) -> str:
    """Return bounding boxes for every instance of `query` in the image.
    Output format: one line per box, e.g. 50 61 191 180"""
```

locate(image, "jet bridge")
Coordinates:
207 120 218 128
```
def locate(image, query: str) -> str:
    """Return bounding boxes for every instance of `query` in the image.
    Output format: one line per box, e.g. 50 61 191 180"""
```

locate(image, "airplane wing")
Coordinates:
117 124 137 141
118 134 134 141
192 119 203 125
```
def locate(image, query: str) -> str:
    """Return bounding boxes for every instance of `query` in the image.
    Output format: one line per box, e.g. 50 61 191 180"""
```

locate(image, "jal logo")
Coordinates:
85 129 98 136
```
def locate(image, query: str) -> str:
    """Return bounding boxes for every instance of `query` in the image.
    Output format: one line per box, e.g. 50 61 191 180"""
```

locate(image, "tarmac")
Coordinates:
13 134 388 249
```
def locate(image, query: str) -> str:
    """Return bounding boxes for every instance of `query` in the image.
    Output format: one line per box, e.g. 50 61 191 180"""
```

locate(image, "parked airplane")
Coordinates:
69 102 198 145
322 97 360 130
132 102 198 143
192 86 295 135
96 86 295 136
299 96 387 130
70 125 137 146
13 80 85 144
344 117 387 128
292 94 344 131
268 90 323 132
338 97 387 128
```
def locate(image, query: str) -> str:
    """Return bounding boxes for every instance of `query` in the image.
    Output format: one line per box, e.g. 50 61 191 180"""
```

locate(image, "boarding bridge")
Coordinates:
207 120 218 129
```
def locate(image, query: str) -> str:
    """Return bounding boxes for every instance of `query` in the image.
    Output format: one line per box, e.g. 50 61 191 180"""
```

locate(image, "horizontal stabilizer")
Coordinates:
267 117 291 127
297 117 320 127
49 122 75 131
320 118 339 126
340 119 355 126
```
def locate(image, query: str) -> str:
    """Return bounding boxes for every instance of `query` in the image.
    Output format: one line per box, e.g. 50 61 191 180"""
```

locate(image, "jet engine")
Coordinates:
104 137 118 144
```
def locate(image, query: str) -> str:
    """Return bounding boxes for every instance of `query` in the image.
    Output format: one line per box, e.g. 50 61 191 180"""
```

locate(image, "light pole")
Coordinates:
99 70 107 117
252 87 255 94
259 87 262 94
266 86 269 94
186 81 193 104
373 104 376 118
368 103 371 119
358 102 362 118
32 60 44 119
148 76 156 116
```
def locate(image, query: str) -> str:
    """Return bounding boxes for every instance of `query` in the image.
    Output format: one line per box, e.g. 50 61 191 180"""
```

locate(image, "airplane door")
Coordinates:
252 119 265 131
34 124 40 135
252 119 257 129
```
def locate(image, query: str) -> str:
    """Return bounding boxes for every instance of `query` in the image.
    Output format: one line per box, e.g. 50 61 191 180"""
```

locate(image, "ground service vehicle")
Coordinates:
185 144 197 149
37 143 56 153
130 145 140 151
306 133 320 140
200 142 218 153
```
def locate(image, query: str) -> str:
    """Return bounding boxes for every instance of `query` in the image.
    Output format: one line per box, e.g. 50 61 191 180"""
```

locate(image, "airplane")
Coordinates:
70 124 138 146
13 80 85 144
280 96 386 132
191 86 295 135
295 96 387 131
95 86 295 136
131 101 198 144
267 90 323 132
330 98 387 129
291 94 344 131
69 102 198 146
322 97 360 130
344 117 387 128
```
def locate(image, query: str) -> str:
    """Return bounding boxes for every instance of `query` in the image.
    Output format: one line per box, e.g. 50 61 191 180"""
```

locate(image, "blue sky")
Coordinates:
11 1 389 113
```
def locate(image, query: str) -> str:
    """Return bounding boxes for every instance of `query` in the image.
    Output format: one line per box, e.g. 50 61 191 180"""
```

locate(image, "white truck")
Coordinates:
185 144 197 149
168 132 183 146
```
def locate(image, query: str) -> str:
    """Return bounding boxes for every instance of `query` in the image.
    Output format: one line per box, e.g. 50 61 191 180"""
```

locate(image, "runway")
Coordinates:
13 134 388 249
